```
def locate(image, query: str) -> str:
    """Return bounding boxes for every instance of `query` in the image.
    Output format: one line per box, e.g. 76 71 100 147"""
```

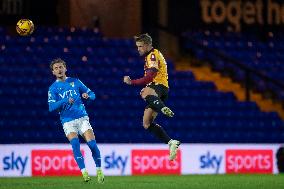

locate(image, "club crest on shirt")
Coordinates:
70 82 75 87
150 54 156 61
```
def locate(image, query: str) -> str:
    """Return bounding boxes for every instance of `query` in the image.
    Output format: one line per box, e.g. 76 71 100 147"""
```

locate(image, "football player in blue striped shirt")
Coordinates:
48 58 104 183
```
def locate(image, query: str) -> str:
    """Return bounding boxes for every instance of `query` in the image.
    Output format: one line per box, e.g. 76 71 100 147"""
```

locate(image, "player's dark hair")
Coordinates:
50 58 66 71
134 33 152 45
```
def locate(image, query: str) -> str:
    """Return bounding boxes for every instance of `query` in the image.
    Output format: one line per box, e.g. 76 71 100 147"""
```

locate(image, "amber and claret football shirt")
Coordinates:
144 48 169 88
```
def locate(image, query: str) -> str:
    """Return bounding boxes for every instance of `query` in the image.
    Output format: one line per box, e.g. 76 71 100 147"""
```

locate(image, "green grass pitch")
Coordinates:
1 175 284 189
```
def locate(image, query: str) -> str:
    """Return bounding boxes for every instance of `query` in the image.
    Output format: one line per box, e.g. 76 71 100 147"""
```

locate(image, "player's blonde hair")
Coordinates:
50 58 66 71
134 33 152 45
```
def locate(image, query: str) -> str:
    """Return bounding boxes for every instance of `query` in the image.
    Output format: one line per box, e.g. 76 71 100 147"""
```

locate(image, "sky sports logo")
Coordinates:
104 151 128 175
226 149 273 174
199 151 222 174
32 150 83 176
2 152 28 175
131 149 181 175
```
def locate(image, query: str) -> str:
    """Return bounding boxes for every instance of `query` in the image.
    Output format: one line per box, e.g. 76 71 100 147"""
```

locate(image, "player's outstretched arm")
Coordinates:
78 79 96 100
48 98 70 112
123 69 157 86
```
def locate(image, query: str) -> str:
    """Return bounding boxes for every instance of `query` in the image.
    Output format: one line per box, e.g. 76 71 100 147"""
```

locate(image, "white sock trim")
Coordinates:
81 168 86 173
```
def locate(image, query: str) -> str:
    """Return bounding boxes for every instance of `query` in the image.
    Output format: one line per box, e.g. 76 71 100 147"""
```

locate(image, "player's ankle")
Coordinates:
81 168 87 173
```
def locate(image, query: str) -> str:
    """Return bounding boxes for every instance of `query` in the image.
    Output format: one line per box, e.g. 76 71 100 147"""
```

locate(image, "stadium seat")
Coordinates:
0 27 283 144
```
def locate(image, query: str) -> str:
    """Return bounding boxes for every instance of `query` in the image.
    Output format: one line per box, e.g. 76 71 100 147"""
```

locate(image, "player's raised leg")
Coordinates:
67 132 90 182
141 87 174 117
83 129 105 184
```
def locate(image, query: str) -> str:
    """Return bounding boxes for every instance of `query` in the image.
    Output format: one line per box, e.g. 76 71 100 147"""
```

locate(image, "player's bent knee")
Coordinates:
67 132 78 141
140 91 148 99
141 88 157 99
143 122 151 129
83 129 96 142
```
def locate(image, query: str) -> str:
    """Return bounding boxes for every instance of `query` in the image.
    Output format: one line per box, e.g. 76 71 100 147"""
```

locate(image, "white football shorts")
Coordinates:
63 116 93 136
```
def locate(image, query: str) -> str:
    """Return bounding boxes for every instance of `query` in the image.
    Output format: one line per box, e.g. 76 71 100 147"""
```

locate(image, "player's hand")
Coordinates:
123 76 132 85
82 93 89 99
68 98 75 104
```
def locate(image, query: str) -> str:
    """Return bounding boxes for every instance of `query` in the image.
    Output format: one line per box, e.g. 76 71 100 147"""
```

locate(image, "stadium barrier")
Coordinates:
0 144 281 177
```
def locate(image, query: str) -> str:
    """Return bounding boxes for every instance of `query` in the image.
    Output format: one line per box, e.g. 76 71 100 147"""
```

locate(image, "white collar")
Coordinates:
56 77 69 82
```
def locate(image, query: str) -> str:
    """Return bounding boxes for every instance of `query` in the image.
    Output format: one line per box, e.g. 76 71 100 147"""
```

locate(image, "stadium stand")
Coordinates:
183 30 284 100
0 27 283 144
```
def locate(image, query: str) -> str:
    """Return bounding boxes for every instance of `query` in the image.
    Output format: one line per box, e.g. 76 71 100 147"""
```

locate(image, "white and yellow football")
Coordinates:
16 19 34 36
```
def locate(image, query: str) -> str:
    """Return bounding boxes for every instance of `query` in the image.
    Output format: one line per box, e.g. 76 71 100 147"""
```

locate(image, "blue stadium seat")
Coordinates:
0 27 283 144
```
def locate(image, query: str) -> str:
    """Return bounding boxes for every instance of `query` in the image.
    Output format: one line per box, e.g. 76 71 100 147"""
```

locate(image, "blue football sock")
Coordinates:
87 140 101 168
70 138 85 170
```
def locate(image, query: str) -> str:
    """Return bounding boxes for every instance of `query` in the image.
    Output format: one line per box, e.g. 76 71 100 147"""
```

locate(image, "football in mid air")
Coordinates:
16 19 34 36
